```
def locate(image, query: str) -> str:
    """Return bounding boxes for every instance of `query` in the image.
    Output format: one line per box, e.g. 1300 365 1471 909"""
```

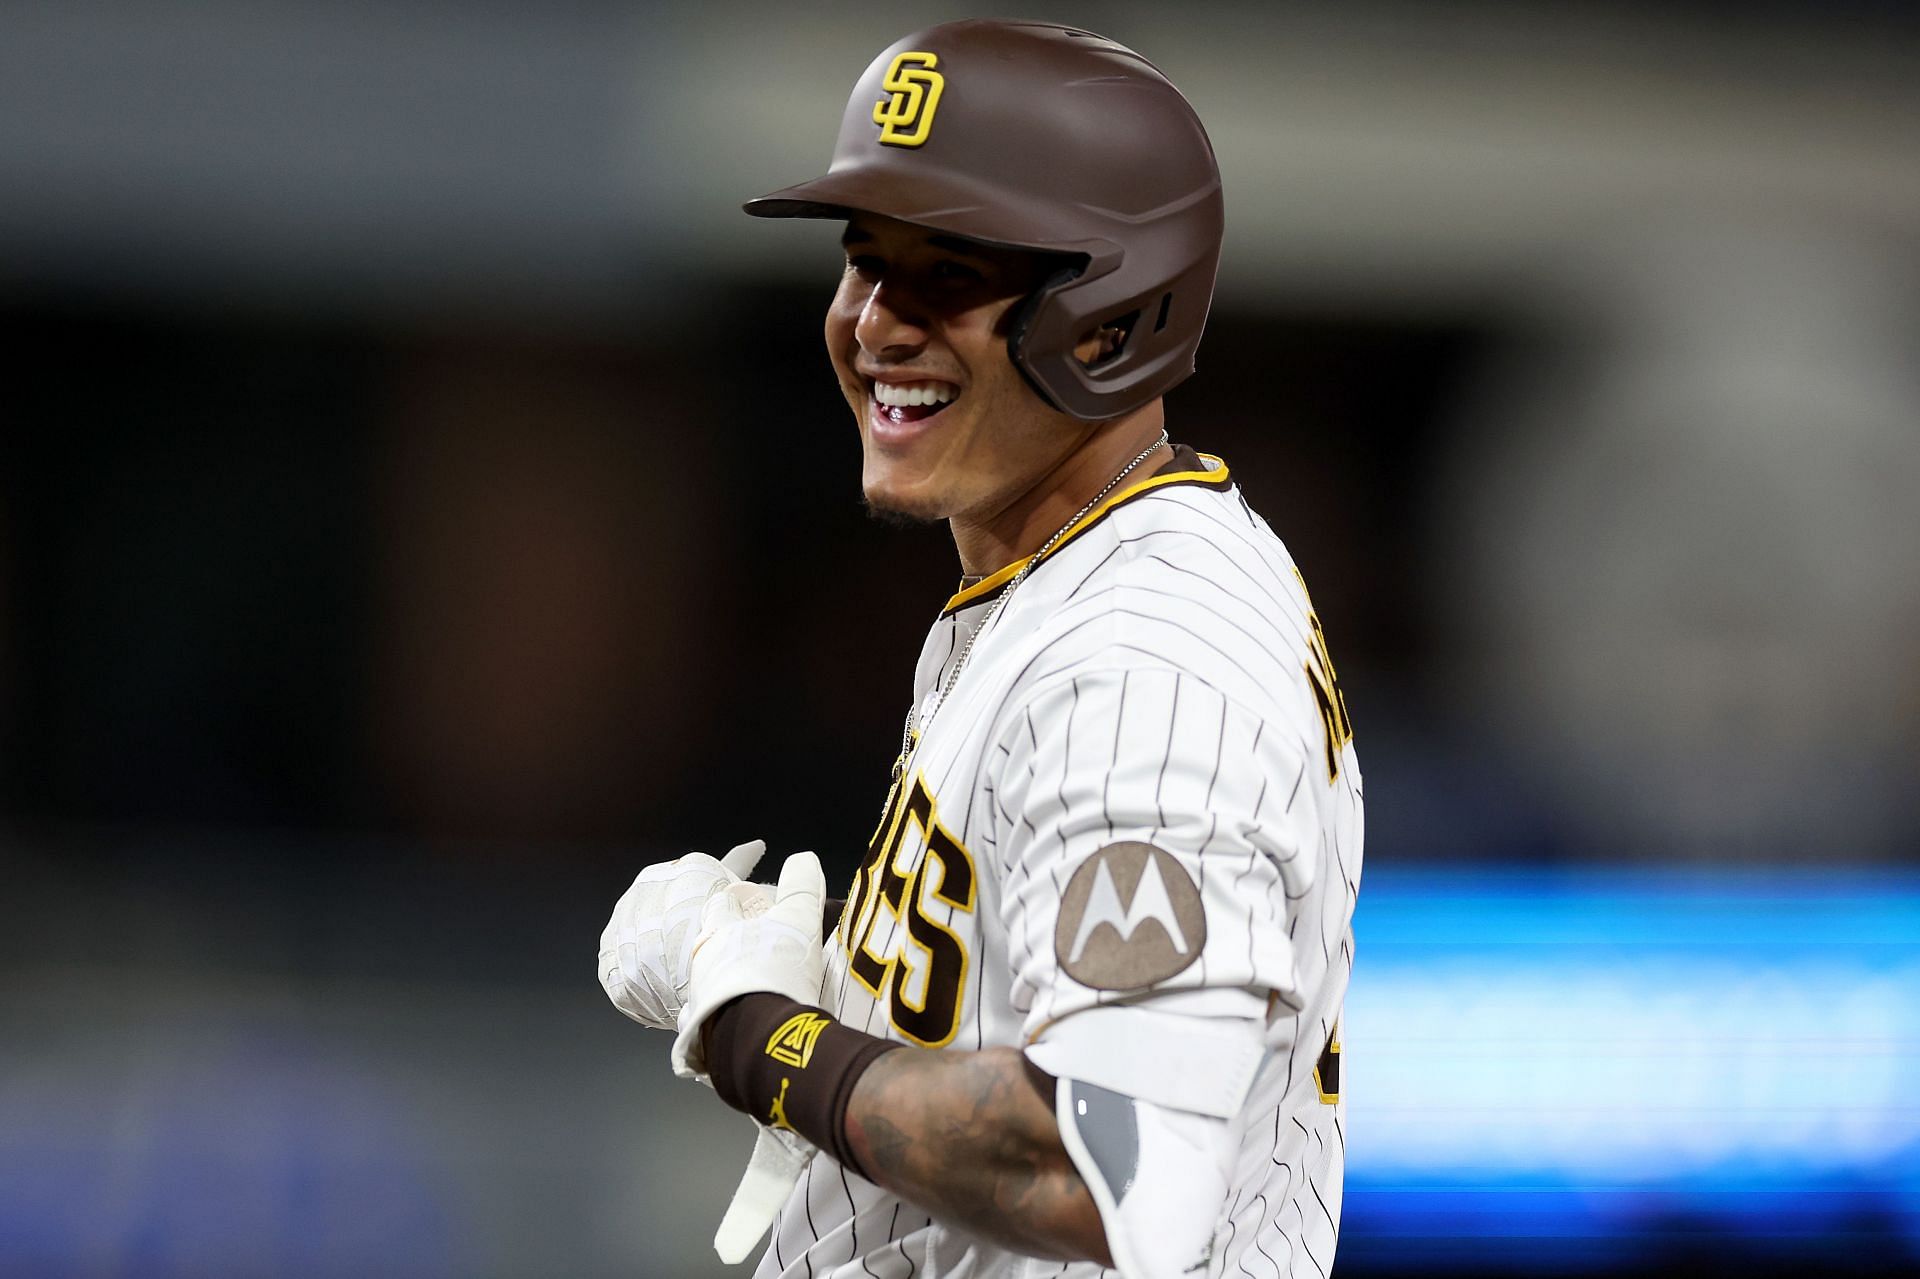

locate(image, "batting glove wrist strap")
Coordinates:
705 992 902 1180
713 1125 813 1264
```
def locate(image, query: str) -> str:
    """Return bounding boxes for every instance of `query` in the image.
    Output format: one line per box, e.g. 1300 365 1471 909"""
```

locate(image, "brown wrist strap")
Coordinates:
705 992 901 1180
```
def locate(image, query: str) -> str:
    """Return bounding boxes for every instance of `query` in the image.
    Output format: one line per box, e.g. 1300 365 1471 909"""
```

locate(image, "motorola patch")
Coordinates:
1054 842 1206 990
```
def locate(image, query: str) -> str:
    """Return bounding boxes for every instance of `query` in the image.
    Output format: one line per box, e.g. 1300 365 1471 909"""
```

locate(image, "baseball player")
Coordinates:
599 20 1362 1278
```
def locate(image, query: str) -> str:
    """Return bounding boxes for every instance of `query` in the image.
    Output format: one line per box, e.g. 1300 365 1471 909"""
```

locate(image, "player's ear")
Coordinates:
1073 316 1136 367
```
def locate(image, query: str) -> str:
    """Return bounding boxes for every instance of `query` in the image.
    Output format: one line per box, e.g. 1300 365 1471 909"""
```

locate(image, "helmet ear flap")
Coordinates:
1004 258 1089 414
1010 238 1210 424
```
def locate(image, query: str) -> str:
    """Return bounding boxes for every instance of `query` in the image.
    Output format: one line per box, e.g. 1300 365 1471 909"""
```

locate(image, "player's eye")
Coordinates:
931 259 984 284
846 255 885 281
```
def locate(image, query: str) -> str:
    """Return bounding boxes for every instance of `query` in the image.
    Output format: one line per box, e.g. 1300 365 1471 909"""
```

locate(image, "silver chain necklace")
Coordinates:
891 429 1171 781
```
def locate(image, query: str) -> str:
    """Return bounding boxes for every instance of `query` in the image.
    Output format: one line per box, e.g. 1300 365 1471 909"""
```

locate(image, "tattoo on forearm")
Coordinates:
859 1113 913 1179
846 1047 1109 1264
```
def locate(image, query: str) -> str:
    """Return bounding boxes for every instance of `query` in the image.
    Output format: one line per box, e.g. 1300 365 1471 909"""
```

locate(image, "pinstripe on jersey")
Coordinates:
760 451 1363 1279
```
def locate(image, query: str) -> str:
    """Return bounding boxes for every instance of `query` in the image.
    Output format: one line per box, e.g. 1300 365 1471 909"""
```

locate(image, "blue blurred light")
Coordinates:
1343 867 1920 1271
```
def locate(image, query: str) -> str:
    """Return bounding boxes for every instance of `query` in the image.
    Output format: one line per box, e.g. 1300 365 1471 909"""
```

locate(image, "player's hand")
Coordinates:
671 850 828 1081
598 839 771 1031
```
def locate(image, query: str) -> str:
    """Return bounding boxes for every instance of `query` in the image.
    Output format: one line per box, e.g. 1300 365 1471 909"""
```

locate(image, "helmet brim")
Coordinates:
744 164 1099 258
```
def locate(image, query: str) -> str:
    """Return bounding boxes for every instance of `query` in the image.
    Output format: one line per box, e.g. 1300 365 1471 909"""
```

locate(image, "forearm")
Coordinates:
845 1044 1113 1266
699 993 1111 1265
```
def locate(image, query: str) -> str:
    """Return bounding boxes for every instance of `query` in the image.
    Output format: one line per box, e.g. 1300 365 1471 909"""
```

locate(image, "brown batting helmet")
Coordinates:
745 19 1224 423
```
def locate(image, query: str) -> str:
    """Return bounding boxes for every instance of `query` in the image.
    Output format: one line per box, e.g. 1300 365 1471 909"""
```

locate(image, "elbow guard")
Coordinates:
1028 992 1265 1277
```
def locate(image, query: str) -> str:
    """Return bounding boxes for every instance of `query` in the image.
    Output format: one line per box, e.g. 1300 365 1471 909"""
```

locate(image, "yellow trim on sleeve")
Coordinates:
941 454 1230 614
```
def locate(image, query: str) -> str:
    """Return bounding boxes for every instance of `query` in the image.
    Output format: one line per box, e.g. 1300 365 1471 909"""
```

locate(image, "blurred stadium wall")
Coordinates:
2 2 1916 1276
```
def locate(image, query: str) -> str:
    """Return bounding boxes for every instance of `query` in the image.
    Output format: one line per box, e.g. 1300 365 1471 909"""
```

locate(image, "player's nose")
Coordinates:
854 281 931 358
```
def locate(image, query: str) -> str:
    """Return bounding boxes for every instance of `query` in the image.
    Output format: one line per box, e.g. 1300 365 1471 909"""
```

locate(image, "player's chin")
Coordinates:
858 453 958 524
860 494 947 529
858 476 950 527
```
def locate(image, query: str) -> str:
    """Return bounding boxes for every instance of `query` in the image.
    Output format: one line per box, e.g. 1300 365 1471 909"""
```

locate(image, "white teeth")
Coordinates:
872 381 957 408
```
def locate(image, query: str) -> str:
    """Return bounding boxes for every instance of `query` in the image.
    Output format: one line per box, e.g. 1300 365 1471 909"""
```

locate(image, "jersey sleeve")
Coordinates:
985 664 1321 1040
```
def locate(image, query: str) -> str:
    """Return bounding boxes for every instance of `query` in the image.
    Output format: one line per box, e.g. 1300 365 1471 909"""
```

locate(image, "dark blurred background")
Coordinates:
2 2 1916 1276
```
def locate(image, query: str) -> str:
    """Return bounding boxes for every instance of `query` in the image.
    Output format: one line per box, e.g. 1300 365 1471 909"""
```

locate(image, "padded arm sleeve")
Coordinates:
1031 995 1265 1279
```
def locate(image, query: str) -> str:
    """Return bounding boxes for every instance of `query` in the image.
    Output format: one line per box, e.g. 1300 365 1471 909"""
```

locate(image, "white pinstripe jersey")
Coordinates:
761 449 1363 1279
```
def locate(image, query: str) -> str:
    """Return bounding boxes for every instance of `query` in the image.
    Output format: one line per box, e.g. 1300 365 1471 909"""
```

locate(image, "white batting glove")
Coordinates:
671 850 828 1081
598 839 771 1031
671 850 830 1263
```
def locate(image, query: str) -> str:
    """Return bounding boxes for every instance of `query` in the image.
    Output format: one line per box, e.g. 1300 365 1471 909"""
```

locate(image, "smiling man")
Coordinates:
599 20 1364 1279
832 215 1165 574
